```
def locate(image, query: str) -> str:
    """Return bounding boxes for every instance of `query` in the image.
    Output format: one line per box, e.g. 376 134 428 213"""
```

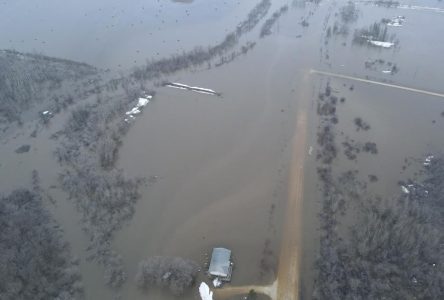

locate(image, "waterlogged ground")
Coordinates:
1 0 444 299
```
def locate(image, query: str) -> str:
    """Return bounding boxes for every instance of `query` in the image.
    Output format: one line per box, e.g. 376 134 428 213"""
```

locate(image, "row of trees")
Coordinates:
260 5 289 37
132 0 271 80
55 90 146 288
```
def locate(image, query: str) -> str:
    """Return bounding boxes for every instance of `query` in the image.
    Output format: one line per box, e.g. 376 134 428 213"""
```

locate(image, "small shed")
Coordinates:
208 247 233 282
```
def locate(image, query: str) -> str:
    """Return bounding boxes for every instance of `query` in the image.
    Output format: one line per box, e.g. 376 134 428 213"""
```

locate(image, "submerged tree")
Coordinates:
313 157 444 299
135 256 199 296
0 189 84 300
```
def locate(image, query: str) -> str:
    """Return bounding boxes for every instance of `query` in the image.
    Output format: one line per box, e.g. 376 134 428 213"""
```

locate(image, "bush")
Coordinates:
135 257 199 296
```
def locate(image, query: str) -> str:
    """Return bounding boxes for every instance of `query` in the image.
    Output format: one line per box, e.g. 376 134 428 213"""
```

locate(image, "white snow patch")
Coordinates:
137 97 150 107
424 155 434 166
308 146 313 156
124 96 151 120
126 107 141 115
167 85 188 90
387 16 405 27
213 278 222 288
369 40 394 48
199 282 213 300
398 5 444 13
388 22 402 27
165 82 219 95
401 186 410 194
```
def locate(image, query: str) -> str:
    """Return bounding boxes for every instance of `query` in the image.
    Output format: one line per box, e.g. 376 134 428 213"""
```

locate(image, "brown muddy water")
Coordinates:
1 0 444 299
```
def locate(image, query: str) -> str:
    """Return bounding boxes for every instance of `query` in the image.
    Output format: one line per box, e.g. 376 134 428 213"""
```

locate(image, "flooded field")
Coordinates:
1 0 444 299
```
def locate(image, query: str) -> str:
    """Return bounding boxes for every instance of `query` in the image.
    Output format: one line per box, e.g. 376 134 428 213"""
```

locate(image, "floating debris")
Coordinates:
382 70 392 74
163 82 221 96
369 40 394 48
199 282 213 300
124 95 152 122
42 110 52 115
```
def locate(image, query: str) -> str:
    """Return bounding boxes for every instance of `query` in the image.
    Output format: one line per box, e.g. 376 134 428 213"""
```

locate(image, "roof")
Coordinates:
208 248 231 277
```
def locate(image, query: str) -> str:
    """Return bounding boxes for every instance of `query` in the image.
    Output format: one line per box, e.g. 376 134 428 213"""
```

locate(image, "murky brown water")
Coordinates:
2 0 444 299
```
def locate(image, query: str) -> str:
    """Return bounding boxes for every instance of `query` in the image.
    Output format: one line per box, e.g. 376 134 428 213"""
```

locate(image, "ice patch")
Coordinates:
424 155 434 166
398 5 444 13
164 82 220 96
126 108 141 115
124 95 152 121
387 16 405 27
308 146 313 156
388 22 402 27
369 40 394 48
401 185 410 194
137 96 151 107
199 282 213 300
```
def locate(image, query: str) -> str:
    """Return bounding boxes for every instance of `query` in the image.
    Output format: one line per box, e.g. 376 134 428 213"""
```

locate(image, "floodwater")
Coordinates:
1 0 444 299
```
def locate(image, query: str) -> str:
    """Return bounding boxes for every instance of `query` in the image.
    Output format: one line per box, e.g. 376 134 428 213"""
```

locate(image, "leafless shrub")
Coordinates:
135 257 199 296
354 117 370 131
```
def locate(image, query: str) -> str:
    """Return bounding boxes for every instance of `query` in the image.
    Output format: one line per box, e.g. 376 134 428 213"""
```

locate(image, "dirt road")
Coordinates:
216 71 311 300
311 69 444 99
275 72 310 300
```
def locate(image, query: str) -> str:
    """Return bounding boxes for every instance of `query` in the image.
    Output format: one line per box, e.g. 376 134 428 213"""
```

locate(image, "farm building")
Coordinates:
208 247 233 285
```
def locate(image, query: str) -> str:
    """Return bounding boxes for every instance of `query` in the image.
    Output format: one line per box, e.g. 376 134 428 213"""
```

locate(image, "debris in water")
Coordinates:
382 70 392 74
163 82 221 96
199 282 213 300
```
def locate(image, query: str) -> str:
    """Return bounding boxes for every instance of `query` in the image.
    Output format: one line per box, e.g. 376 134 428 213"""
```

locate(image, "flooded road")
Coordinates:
275 72 310 300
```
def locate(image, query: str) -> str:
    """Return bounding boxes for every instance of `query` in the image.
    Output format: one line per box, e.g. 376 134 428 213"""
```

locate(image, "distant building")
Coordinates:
208 247 233 283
